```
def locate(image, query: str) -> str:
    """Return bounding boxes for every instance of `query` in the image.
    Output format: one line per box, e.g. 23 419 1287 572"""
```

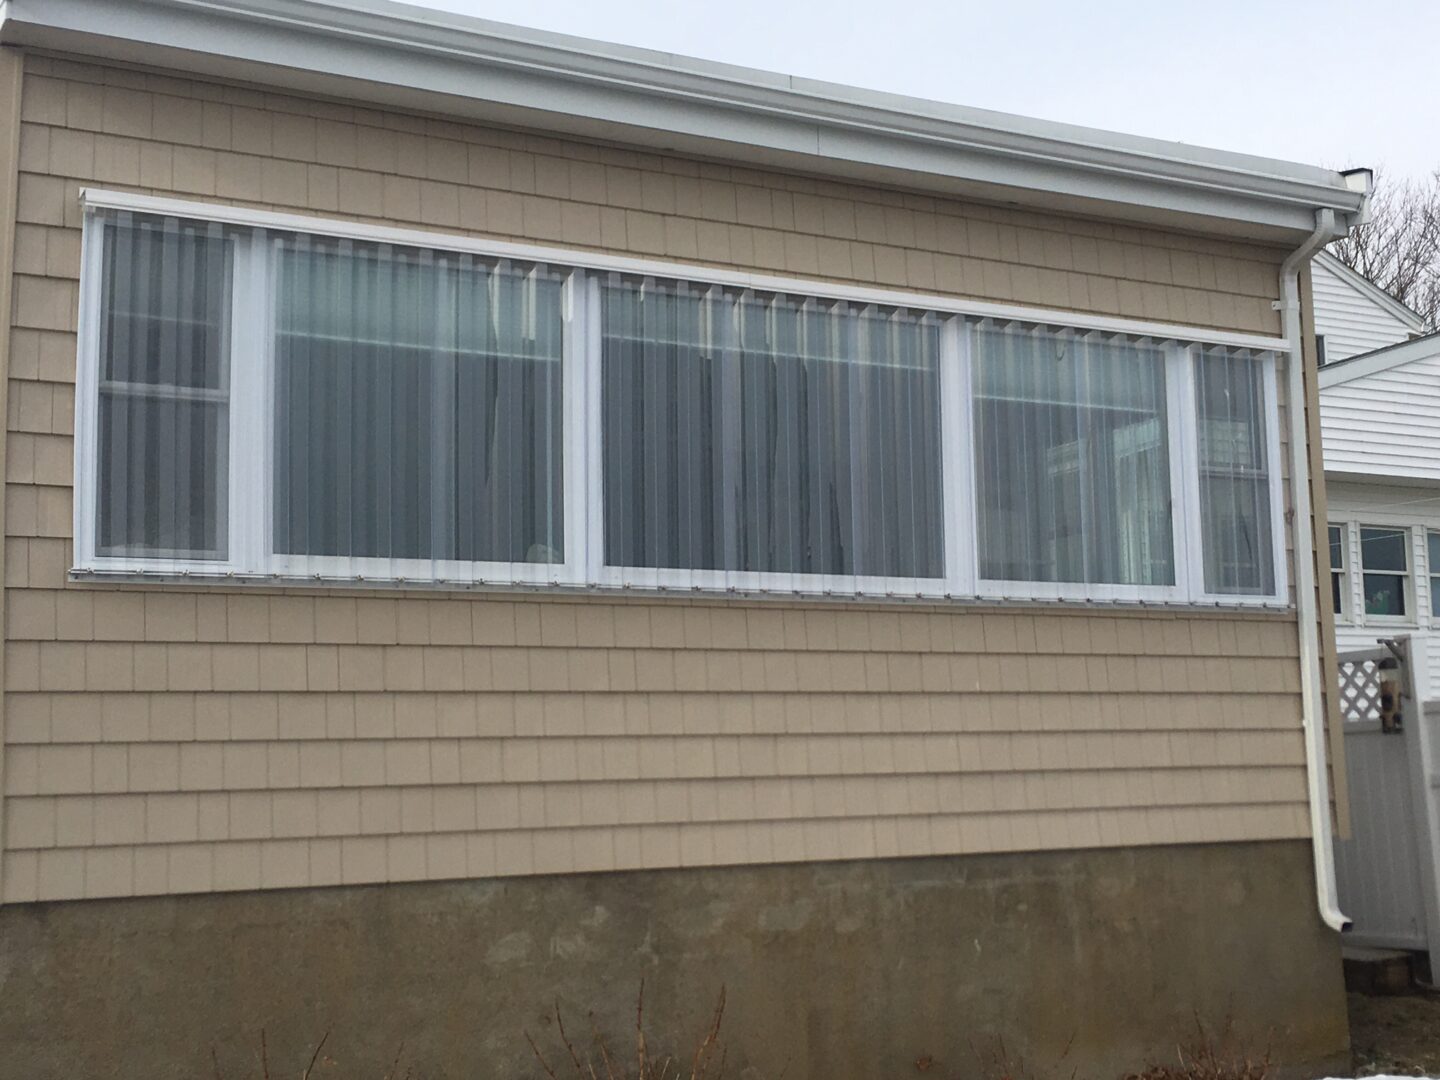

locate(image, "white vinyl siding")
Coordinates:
1321 346 1440 483
1329 481 1440 701
1313 255 1418 365
73 197 1289 608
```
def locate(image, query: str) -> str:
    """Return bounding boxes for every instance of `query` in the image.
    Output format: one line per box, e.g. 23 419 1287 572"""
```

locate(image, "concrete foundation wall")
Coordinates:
0 839 1348 1080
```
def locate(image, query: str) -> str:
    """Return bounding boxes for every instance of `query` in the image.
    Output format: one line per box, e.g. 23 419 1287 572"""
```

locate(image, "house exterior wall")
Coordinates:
1328 478 1440 699
1322 348 1440 483
0 53 1318 907
1313 255 1416 364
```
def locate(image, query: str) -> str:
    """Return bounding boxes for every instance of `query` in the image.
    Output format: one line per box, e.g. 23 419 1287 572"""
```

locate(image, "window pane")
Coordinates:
601 278 945 578
1431 534 1440 618
1364 574 1407 617
1332 572 1344 616
1329 526 1344 569
273 237 564 563
1195 348 1274 595
972 323 1173 586
1361 527 1407 573
96 212 231 558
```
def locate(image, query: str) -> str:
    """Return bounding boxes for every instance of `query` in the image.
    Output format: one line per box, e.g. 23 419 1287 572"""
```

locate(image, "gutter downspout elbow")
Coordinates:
1278 206 1351 933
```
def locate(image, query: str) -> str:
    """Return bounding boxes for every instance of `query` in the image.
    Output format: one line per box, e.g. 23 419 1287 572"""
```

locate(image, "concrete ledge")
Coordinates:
0 840 1348 1079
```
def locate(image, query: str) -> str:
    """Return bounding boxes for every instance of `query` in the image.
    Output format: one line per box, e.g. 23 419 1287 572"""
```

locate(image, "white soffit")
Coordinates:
1 0 1368 242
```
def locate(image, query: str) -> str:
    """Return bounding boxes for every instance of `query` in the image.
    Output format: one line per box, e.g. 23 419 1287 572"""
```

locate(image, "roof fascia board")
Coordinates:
2 0 1367 240
1318 329 1440 388
1325 469 1440 492
1315 250 1426 332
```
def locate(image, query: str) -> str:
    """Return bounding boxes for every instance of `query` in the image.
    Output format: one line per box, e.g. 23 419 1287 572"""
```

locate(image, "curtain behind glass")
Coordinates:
274 237 564 567
1195 348 1275 595
973 323 1173 586
96 211 232 560
602 277 944 579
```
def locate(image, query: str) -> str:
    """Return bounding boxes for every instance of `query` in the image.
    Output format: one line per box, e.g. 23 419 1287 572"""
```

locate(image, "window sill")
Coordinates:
68 565 1295 615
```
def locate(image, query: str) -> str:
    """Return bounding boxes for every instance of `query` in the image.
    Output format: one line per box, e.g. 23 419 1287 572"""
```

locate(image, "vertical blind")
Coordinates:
972 323 1174 587
601 276 944 580
96 212 231 560
273 236 565 571
80 206 1288 605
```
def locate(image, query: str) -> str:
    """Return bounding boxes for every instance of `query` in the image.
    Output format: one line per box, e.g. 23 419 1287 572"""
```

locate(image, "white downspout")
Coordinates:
1278 206 1350 931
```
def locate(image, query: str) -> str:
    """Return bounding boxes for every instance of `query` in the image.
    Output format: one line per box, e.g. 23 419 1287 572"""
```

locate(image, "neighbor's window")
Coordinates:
1360 526 1410 618
75 199 1291 608
601 276 944 579
1430 532 1440 618
1329 524 1348 619
1195 347 1275 596
972 323 1173 588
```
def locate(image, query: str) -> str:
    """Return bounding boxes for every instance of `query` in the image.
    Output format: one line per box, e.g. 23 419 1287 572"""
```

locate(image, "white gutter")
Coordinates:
0 0 1369 241
1279 206 1352 932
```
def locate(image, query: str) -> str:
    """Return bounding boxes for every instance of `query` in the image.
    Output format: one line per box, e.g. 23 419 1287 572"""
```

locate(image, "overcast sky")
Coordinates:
394 0 1438 180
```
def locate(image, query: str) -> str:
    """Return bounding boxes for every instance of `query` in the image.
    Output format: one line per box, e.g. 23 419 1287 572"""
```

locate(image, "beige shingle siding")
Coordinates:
1 56 1310 903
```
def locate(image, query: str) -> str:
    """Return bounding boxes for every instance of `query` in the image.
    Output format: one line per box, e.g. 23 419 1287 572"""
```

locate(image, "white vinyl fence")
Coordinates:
1334 637 1440 973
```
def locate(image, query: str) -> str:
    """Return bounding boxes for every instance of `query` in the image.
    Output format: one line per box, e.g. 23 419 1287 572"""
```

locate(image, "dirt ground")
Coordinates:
1349 991 1440 1075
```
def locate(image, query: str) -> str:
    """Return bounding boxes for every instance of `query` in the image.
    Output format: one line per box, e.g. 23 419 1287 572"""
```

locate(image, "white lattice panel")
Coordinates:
1338 657 1383 723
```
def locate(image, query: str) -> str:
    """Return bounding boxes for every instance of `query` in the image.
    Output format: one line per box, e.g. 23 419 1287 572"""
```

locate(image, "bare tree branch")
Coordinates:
1328 167 1440 330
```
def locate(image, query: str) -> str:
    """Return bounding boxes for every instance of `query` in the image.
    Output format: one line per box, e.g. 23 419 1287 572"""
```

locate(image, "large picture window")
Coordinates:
74 196 1290 607
272 236 564 569
601 276 944 581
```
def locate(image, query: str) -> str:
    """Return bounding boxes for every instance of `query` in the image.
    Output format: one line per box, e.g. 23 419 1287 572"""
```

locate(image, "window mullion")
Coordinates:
577 270 603 587
940 316 973 598
1168 343 1202 602
229 229 270 576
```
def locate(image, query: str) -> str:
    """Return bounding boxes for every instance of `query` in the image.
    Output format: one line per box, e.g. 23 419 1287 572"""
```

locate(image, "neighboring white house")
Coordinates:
1318 258 1439 693
1314 250 1427 364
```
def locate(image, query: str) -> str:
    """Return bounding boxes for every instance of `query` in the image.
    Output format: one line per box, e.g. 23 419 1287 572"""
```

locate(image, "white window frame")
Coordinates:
1328 521 1351 624
1356 522 1416 626
963 324 1195 605
1180 346 1288 605
1429 529 1440 622
72 188 1293 610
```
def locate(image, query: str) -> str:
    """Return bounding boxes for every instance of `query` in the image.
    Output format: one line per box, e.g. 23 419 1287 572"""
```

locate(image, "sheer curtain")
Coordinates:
601 275 945 583
96 210 232 561
972 321 1174 587
273 235 565 574
1194 347 1275 595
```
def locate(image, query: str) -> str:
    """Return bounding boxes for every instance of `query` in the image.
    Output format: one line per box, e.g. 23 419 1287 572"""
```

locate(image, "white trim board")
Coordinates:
1319 329 1440 388
80 188 1293 353
4 0 1368 241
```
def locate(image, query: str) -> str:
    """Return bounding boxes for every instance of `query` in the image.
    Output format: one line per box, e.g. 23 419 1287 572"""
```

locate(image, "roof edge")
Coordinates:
1319 328 1440 388
2 0 1369 240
